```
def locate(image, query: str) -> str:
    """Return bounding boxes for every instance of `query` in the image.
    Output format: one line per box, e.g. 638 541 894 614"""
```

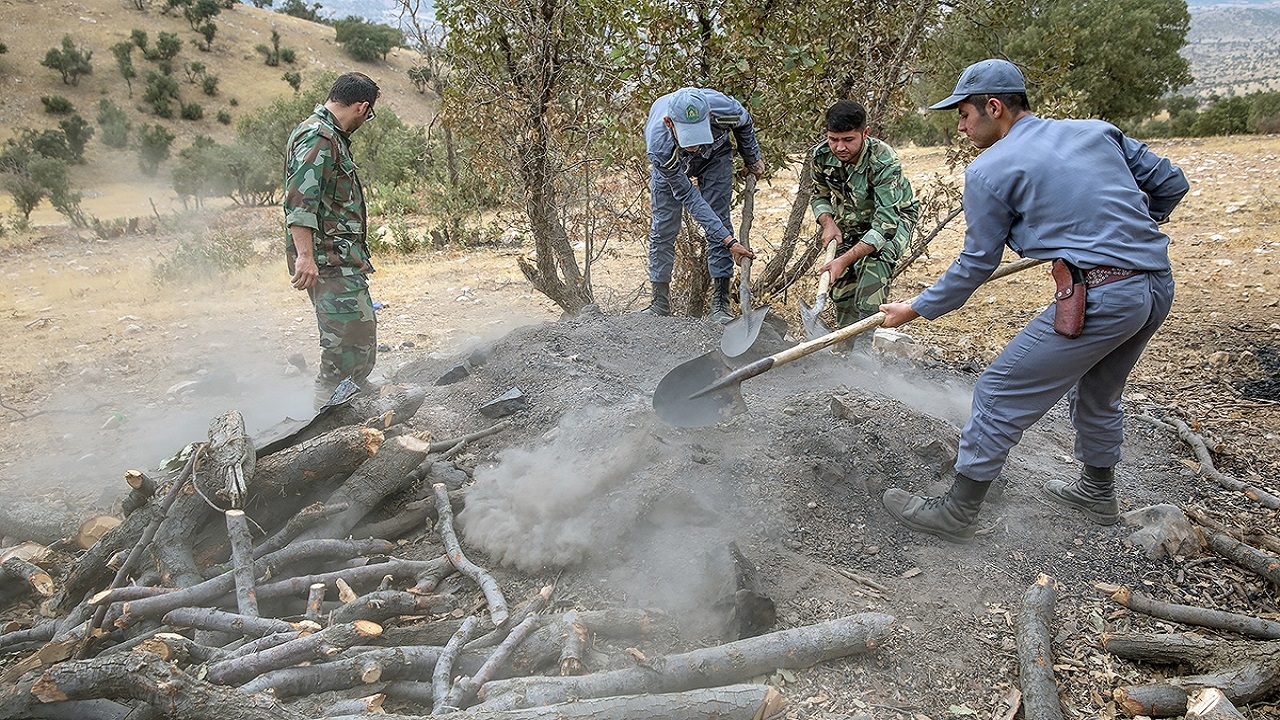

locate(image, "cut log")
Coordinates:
433 615 482 713
1104 632 1280 717
21 651 304 720
433 483 508 626
1102 583 1280 639
479 612 894 710
52 504 159 613
162 607 299 638
0 620 56 654
120 470 156 517
239 645 481 698
221 628 313 661
306 583 327 624
206 620 383 686
1204 531 1280 588
449 615 540 710
1015 574 1063 720
206 409 255 509
253 502 351 559
0 500 83 546
466 586 554 650
326 684 783 720
225 509 258 616
254 556 453 604
116 539 395 627
1 556 55 598
133 631 226 664
75 515 121 551
255 384 425 458
558 610 586 676
1135 414 1280 509
1186 687 1247 720
331 590 456 625
292 434 434 542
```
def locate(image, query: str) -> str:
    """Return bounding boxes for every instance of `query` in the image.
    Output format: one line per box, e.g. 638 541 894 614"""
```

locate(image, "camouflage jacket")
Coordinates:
810 136 919 254
283 105 373 277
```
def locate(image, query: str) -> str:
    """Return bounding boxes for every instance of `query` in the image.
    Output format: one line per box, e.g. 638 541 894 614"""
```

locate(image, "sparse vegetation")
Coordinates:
201 73 219 96
58 115 94 162
131 29 149 52
144 71 181 118
97 99 132 148
41 96 74 115
1128 91 1280 138
40 35 93 86
111 41 138 97
216 109 232 125
153 227 255 284
180 101 204 120
283 70 301 93
255 29 294 67
149 31 182 62
137 123 176 174
277 0 325 24
172 135 231 208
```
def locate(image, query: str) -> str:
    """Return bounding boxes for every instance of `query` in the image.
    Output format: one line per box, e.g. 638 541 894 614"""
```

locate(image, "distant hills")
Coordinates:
1183 4 1280 96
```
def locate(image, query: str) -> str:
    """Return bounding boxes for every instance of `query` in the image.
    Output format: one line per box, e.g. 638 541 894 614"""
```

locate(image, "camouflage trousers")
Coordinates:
830 246 897 347
308 274 377 400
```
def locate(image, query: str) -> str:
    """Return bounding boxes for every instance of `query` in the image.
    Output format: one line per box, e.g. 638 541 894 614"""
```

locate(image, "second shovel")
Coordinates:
798 238 839 340
721 175 767 357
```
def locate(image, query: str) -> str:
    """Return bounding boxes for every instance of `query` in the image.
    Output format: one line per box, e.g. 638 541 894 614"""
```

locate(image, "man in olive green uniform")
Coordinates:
811 100 919 348
283 72 380 407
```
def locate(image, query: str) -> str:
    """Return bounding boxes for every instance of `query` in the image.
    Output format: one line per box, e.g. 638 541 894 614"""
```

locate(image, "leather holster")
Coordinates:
1051 259 1086 339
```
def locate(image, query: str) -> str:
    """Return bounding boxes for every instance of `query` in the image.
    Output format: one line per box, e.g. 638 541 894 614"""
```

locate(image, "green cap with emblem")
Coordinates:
667 87 713 148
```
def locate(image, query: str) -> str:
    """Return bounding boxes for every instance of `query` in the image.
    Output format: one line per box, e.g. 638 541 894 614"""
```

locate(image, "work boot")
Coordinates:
1042 465 1119 525
637 281 671 316
882 473 991 544
710 277 734 325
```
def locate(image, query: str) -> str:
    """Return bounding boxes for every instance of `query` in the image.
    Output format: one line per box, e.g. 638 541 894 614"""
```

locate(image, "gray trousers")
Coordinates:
648 149 735 282
958 270 1174 482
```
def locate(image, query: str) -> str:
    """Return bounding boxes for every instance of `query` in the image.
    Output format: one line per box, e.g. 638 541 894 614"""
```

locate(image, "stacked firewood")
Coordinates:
0 385 894 720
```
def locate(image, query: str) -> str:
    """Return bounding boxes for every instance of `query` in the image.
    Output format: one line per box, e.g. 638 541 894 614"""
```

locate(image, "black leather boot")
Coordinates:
1042 465 1119 525
882 473 990 544
710 277 733 325
637 281 671 316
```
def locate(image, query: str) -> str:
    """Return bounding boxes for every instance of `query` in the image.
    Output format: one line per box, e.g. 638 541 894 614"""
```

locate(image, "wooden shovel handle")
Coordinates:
815 238 839 297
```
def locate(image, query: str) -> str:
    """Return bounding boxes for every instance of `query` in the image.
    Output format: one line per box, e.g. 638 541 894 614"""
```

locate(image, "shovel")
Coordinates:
798 238 840 340
653 257 1046 428
720 175 768 357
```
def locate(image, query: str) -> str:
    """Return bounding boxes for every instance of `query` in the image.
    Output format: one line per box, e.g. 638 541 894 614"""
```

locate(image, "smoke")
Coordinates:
458 408 660 572
842 352 976 427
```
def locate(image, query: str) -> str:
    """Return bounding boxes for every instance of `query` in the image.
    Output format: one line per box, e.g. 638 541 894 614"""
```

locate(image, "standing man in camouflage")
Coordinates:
284 72 380 408
811 100 919 350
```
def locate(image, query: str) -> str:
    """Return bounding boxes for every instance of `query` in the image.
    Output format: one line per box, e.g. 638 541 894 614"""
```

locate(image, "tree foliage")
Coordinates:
334 16 402 62
277 0 326 23
97 99 132 148
58 115 94 163
112 41 138 96
41 35 93 86
173 135 232 208
137 123 176 175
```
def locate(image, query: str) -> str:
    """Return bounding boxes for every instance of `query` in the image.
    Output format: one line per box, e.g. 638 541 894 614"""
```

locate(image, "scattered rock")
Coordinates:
1121 504 1204 559
479 386 528 418
436 361 471 386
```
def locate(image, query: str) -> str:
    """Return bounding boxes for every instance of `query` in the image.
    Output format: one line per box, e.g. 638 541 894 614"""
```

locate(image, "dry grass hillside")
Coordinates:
0 0 431 220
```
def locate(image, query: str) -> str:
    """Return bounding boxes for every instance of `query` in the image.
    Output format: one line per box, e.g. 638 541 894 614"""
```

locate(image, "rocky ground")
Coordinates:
0 135 1277 719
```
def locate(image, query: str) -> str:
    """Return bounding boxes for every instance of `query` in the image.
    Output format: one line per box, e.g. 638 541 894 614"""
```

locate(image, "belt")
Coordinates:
1084 265 1143 288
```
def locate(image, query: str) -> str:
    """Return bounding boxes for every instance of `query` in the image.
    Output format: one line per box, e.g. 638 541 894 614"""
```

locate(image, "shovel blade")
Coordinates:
652 351 746 428
720 304 770 358
798 296 832 341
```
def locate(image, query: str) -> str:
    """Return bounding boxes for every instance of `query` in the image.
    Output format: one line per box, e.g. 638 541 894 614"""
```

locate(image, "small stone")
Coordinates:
479 387 528 418
435 362 471 386
1206 351 1231 367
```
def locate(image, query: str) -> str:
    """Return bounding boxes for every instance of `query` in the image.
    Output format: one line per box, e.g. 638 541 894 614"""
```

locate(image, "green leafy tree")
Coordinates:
198 22 217 50
41 35 94 86
282 70 301 93
131 29 149 52
252 0 274 6
41 96 74 114
334 16 401 61
1192 96 1250 136
154 31 182 60
183 0 221 30
1247 91 1280 133
97 99 131 148
29 157 87 226
111 41 137 96
201 73 219 96
137 123 176 174
173 134 232 208
184 61 206 83
277 0 325 23
407 65 431 94
144 70 181 117
59 115 94 162
256 29 291 66
180 101 204 120
1 171 45 222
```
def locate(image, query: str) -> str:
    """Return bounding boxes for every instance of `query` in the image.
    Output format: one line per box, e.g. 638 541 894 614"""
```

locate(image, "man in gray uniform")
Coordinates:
878 59 1189 543
639 87 764 324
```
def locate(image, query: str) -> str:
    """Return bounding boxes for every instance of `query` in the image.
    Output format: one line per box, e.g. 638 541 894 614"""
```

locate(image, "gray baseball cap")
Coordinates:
929 59 1027 110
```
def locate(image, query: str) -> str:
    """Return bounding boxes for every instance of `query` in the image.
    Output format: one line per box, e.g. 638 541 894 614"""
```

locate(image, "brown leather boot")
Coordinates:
1042 465 1119 525
882 473 990 544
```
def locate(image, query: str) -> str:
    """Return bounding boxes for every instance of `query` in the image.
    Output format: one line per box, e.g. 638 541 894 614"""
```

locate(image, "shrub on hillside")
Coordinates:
41 35 93 86
131 29 148 51
41 96 74 115
137 123 176 175
216 109 232 125
111 41 138 96
59 115 94 163
97 99 131 148
180 101 204 120
144 71 181 118
153 228 256 285
201 73 219 96
334 17 401 62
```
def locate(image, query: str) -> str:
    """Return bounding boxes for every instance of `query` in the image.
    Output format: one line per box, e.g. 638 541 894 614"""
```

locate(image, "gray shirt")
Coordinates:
913 115 1188 320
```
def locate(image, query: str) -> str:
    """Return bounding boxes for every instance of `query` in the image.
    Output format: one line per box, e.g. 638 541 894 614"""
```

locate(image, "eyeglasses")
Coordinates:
366 107 376 121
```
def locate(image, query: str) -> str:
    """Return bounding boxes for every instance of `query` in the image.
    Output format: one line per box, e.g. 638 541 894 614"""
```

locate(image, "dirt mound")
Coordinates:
384 311 1224 714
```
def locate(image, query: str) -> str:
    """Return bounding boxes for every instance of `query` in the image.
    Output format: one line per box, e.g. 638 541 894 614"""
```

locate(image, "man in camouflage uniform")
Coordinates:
811 100 919 349
283 72 380 408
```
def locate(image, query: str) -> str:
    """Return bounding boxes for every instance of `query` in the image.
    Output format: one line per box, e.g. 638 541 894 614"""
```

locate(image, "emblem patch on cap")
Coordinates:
685 105 700 121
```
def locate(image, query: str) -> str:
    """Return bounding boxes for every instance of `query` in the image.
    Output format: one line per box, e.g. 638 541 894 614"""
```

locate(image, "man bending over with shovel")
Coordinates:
811 100 919 351
878 59 1189 543
637 87 764 324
